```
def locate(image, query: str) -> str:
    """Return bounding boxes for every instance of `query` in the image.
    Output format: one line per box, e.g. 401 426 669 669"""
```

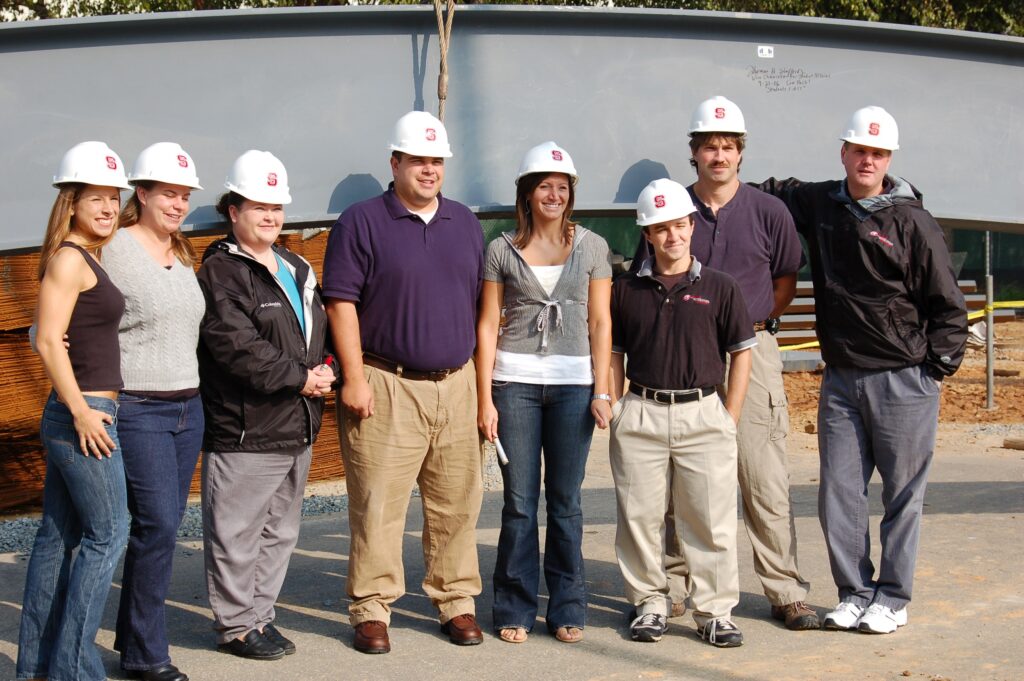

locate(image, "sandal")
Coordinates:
499 627 528 643
554 626 583 643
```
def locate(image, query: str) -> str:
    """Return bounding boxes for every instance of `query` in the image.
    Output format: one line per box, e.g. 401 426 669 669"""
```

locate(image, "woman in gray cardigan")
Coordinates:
476 141 612 645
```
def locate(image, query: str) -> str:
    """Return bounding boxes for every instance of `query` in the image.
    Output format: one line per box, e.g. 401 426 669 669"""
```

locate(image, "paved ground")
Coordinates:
1 424 1021 681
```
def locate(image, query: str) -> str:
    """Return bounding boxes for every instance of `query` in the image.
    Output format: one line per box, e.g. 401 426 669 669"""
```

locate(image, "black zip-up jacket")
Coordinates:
196 235 335 452
757 175 967 379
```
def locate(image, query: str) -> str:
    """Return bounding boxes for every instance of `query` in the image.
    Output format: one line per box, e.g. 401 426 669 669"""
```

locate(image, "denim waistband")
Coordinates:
45 390 119 421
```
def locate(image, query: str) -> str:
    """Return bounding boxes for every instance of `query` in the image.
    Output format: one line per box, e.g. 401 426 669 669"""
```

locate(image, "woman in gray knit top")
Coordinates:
476 141 612 645
102 143 206 681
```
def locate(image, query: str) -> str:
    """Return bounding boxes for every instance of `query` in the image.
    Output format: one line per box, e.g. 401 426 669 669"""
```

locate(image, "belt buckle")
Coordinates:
652 389 674 405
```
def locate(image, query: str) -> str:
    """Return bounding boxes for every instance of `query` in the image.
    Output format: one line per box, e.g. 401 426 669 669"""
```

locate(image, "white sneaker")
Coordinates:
857 603 908 634
823 602 866 630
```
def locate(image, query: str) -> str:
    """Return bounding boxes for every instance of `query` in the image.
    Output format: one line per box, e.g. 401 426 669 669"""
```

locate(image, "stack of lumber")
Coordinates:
0 229 344 513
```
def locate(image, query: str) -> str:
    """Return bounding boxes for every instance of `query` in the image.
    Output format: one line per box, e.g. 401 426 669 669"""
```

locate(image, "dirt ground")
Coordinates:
785 320 1024 429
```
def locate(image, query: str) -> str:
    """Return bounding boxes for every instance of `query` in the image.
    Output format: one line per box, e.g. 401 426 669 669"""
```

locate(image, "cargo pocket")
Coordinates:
768 390 789 441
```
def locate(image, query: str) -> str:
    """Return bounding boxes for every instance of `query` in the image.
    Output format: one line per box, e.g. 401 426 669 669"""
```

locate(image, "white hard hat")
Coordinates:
689 96 747 135
840 106 899 151
636 179 696 227
224 150 292 205
388 111 453 158
515 141 578 185
53 141 130 189
128 142 202 189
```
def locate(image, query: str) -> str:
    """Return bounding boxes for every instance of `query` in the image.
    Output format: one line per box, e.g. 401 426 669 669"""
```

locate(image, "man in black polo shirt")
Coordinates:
610 178 755 648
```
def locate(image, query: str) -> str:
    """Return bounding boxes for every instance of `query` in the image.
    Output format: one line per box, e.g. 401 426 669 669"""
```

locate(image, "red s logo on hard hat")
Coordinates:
425 128 437 141
551 150 563 161
715 107 726 119
177 155 189 168
105 156 117 169
654 195 666 208
869 122 880 136
267 173 278 187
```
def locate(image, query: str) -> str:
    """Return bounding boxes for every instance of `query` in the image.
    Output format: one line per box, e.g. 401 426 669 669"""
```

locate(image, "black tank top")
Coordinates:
60 242 125 392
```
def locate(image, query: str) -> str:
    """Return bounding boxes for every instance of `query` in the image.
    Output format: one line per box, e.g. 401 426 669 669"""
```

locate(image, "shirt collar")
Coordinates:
636 255 703 283
383 182 452 223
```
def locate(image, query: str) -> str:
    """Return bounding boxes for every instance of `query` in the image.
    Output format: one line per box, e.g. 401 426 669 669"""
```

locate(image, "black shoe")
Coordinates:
696 618 744 648
126 665 188 681
217 629 286 660
262 623 296 655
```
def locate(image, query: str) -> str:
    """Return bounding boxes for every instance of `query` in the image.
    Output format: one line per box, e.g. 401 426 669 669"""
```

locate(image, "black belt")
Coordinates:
629 384 715 405
363 353 460 381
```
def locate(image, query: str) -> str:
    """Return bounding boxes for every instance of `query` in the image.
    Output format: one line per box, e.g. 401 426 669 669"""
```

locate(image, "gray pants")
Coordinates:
202 446 312 643
818 364 939 610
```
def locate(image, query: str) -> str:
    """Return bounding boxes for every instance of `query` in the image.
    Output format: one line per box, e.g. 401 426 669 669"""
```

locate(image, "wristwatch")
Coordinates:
765 317 781 335
591 393 612 402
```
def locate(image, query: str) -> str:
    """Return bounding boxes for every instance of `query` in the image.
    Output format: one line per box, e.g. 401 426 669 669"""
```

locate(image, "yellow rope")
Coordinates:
780 301 1024 351
434 0 455 122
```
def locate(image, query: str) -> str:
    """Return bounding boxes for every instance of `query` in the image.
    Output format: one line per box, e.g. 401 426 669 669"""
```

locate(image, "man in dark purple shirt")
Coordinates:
632 96 815 631
322 111 485 654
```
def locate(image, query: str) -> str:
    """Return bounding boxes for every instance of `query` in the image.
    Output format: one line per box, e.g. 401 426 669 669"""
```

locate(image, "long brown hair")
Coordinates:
512 172 576 249
38 184 118 278
119 181 197 267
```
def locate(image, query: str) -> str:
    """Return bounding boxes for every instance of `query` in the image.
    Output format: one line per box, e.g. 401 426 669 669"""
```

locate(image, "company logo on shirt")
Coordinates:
259 301 282 309
868 230 894 248
681 294 710 305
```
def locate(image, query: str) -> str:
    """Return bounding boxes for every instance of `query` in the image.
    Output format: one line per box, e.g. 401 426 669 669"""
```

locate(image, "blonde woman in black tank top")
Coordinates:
17 142 132 681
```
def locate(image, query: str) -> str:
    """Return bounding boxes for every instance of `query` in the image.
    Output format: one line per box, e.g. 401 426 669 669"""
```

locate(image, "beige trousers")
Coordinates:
610 390 739 626
340 361 483 626
666 331 809 606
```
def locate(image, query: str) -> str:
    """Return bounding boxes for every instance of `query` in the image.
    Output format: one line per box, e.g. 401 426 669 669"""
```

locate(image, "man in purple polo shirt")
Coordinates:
322 111 485 654
632 96 815 630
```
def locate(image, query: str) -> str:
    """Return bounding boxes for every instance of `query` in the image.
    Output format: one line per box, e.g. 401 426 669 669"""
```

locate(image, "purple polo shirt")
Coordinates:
321 183 483 372
688 182 803 322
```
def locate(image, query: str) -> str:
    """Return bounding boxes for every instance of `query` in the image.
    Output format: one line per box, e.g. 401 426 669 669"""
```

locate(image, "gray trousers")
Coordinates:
818 364 939 610
201 446 312 643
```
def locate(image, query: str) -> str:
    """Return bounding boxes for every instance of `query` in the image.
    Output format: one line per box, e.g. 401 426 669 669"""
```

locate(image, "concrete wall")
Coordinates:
1 6 1022 251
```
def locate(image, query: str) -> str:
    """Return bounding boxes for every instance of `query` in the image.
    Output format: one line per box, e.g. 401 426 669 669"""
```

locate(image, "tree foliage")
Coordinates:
1 0 1020 36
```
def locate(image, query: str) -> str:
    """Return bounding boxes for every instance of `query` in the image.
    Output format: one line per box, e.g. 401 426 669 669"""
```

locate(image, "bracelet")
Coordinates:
591 393 612 402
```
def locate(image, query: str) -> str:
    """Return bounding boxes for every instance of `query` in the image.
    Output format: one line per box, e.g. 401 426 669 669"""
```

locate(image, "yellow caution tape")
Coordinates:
967 301 1024 321
780 301 1023 351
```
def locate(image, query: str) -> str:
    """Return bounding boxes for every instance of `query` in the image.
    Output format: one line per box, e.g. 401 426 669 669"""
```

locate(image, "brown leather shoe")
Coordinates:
441 614 483 646
771 601 821 631
353 620 391 654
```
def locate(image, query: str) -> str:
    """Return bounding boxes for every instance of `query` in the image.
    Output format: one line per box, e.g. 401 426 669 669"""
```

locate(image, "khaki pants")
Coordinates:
666 331 809 606
340 361 483 626
610 390 739 626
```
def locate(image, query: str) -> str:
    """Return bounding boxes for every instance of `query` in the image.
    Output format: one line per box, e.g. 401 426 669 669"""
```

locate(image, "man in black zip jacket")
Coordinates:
757 106 967 635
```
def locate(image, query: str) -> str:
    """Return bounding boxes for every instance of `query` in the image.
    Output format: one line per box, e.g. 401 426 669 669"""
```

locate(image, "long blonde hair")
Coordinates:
38 184 117 279
119 182 196 267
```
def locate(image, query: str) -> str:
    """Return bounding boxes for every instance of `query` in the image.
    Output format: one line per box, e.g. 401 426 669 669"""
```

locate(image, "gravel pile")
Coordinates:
968 424 1024 436
1 449 504 555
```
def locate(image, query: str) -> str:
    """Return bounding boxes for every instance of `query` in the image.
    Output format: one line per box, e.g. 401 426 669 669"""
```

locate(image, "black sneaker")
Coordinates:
261 623 296 655
697 618 744 647
629 613 668 642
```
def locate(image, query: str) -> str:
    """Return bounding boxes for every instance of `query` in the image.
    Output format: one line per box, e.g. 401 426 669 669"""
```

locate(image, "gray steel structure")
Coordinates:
1 6 1021 252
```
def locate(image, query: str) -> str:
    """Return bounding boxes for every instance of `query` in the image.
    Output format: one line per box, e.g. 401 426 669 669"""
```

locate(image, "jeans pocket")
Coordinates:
492 380 511 390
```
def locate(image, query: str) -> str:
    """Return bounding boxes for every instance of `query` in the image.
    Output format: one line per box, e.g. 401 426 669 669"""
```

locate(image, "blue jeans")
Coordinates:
491 382 594 632
114 393 203 671
17 392 129 681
